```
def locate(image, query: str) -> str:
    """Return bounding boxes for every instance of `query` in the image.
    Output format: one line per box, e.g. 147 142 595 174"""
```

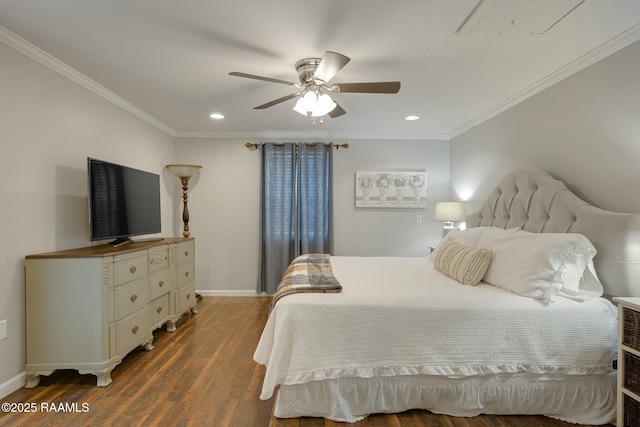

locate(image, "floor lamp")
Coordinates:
166 164 202 237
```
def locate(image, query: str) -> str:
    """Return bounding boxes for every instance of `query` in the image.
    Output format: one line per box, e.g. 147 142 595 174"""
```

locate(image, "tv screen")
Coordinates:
88 157 161 244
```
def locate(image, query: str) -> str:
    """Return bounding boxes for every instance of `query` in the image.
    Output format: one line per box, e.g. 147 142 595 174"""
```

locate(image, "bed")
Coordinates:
254 167 640 424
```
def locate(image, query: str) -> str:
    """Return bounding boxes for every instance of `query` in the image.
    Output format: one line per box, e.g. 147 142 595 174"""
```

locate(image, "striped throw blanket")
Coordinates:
270 254 342 311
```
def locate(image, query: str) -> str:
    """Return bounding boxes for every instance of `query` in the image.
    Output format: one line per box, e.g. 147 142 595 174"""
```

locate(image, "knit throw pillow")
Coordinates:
433 239 492 286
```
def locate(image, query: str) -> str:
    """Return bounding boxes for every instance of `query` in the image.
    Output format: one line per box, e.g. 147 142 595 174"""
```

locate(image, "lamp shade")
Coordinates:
166 164 202 178
434 201 465 221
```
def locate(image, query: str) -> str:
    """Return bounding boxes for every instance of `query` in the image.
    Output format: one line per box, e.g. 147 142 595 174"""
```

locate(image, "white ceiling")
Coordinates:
1 0 640 140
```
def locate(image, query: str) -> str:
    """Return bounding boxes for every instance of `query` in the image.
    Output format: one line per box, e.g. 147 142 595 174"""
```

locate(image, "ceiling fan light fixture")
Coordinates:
293 90 337 118
230 50 400 123
293 98 308 116
301 91 318 111
312 93 337 117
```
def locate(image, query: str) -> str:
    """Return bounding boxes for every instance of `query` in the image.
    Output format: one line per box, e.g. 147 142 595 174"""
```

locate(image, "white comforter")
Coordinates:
254 256 618 401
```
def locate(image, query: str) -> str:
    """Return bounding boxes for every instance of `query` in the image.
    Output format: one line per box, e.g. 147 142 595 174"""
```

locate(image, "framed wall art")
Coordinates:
355 170 427 208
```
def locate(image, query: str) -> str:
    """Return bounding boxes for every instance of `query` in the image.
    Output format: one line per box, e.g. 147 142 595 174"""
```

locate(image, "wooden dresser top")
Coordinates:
26 237 194 259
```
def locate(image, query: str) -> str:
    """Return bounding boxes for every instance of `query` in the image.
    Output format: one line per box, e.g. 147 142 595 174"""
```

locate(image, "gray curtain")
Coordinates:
259 142 333 294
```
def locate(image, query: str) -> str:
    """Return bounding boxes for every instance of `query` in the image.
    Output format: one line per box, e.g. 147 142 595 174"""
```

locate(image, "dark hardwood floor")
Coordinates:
0 297 614 426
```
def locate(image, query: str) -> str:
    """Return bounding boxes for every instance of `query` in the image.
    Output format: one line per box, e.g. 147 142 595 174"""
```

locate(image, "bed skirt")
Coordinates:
273 371 617 424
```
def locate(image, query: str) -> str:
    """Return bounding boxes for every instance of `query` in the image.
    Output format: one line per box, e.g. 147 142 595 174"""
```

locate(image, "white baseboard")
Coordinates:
0 372 25 399
197 290 267 297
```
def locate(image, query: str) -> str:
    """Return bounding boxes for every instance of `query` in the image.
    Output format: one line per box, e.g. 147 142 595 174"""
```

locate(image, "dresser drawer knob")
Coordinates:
184 250 189 257
156 307 162 314
185 271 190 278
129 265 137 274
158 280 164 288
131 325 139 334
186 293 191 300
150 256 168 265
130 294 138 303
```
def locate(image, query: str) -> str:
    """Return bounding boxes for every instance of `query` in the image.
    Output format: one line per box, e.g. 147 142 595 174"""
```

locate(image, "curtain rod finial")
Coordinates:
245 142 260 151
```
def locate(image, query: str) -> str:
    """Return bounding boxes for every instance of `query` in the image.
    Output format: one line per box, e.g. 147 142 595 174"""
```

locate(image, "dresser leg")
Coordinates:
24 370 55 388
95 369 112 387
25 372 42 388
144 337 154 351
79 368 113 387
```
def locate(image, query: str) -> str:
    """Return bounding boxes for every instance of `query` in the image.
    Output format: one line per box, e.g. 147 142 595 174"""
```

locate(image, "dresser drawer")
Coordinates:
176 262 194 288
149 268 171 301
111 307 149 356
625 351 640 396
624 394 640 427
113 277 149 321
114 253 148 286
623 307 640 352
149 247 169 273
150 293 170 328
176 242 195 265
176 282 196 314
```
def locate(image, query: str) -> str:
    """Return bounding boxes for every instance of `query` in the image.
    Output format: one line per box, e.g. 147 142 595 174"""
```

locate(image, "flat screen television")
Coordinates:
88 157 161 245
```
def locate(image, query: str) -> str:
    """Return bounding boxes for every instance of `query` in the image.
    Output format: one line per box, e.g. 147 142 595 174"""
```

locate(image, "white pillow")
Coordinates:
557 260 603 302
429 227 514 260
477 228 602 303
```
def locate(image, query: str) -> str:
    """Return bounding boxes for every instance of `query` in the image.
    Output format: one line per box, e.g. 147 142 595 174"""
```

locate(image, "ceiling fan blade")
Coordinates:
328 103 346 118
229 72 296 86
254 92 300 109
313 51 350 84
332 81 401 94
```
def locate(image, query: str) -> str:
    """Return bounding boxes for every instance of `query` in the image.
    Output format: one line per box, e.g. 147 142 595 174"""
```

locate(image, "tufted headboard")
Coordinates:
466 168 640 297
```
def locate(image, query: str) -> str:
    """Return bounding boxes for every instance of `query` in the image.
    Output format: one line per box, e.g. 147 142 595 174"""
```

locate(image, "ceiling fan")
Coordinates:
229 51 401 123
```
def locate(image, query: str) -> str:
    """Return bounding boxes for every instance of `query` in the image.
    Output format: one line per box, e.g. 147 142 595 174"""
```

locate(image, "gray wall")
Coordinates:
450 40 640 214
333 139 450 256
175 137 450 294
0 42 177 396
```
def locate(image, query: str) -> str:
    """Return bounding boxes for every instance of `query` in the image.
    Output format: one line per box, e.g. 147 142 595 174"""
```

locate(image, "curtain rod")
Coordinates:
245 142 349 151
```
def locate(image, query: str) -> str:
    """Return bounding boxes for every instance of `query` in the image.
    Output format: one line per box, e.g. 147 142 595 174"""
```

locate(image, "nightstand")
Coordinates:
613 297 640 426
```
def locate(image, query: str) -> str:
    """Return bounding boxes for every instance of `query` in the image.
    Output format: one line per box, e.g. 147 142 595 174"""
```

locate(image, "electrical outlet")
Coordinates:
416 215 422 224
0 319 6 341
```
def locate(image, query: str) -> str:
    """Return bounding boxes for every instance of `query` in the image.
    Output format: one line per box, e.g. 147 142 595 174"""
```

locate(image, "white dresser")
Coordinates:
25 238 196 387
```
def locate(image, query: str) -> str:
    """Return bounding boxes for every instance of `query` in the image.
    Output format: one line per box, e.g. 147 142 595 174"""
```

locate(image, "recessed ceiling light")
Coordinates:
209 113 224 119
405 115 419 121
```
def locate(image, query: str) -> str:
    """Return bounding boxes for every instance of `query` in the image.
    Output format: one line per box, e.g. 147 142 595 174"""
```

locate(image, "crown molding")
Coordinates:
0 25 177 137
174 130 450 141
448 22 640 139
